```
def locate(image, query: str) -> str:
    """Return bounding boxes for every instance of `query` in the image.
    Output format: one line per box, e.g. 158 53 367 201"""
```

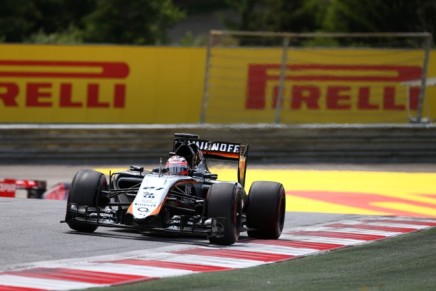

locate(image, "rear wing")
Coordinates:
173 133 249 188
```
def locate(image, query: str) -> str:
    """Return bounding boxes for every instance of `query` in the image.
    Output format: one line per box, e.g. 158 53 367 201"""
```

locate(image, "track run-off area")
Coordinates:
0 165 435 290
95 165 436 218
232 168 436 218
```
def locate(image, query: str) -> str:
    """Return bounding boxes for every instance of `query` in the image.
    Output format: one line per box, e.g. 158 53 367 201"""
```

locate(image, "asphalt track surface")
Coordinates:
1 164 435 271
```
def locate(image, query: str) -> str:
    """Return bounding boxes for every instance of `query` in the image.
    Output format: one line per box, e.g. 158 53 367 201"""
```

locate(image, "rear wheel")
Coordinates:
246 181 286 239
207 183 242 245
65 170 108 233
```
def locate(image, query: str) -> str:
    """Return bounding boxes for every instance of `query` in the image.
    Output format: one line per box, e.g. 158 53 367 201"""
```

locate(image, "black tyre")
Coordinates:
65 170 108 233
246 181 286 239
207 183 242 245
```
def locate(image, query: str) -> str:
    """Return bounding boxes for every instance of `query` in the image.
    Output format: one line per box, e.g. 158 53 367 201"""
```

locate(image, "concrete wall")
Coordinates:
1 124 435 164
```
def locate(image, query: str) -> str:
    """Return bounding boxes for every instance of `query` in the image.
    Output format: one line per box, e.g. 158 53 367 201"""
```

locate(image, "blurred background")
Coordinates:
0 0 435 164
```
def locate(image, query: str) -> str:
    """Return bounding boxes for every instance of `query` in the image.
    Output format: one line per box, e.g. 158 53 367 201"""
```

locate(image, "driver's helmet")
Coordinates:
165 155 189 175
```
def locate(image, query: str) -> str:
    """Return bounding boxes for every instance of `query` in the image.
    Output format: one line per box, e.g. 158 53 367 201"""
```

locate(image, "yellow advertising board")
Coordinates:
205 48 436 123
0 45 205 123
0 44 435 124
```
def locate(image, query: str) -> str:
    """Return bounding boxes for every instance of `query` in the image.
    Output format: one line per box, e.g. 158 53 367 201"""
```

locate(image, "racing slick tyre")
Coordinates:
246 181 285 239
207 183 243 245
65 170 108 233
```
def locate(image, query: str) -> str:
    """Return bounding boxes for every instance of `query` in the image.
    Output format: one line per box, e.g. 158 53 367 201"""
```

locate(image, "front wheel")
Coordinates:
207 183 242 245
65 170 108 233
246 181 286 239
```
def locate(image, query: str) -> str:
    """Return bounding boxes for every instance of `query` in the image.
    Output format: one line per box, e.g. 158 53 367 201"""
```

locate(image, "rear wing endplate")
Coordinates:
194 140 249 188
173 133 249 188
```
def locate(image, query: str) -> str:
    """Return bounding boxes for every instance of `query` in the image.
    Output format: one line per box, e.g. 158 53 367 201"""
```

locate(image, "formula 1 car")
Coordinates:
0 178 46 199
64 133 286 245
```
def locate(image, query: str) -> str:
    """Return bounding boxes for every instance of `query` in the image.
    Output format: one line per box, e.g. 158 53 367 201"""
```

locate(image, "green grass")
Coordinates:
92 228 436 291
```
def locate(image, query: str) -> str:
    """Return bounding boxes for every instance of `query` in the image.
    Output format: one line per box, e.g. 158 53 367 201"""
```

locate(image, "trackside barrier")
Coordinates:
201 31 434 124
1 124 436 164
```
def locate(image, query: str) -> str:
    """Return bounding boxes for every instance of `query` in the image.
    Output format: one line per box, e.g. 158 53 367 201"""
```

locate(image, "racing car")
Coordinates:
63 133 286 245
0 178 46 199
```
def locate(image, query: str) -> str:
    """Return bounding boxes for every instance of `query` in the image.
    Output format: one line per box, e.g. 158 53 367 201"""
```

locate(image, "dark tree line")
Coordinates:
0 0 435 45
226 0 435 45
0 0 184 44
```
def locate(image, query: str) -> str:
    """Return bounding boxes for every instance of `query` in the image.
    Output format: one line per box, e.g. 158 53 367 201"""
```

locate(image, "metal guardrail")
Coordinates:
1 124 436 164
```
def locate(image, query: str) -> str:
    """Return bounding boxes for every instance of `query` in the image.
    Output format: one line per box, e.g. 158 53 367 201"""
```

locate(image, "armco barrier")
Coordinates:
1 124 436 164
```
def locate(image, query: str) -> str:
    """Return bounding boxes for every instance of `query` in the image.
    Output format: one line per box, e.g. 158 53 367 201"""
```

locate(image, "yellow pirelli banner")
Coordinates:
0 45 205 123
204 48 436 124
0 44 435 124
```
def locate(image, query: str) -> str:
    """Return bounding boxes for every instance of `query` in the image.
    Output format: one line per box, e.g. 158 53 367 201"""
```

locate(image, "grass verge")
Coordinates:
91 227 436 291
